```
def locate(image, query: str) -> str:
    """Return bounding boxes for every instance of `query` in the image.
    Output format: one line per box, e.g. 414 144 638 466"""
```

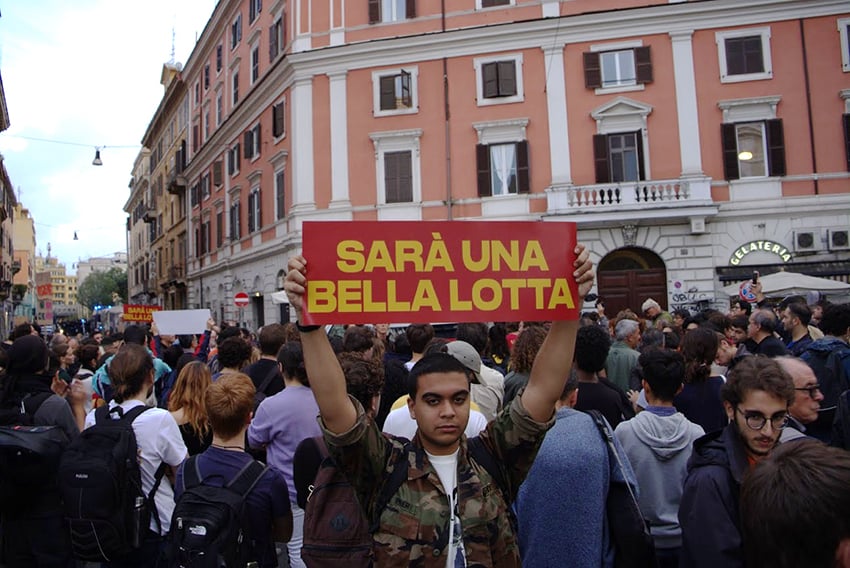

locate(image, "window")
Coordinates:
213 160 223 187
473 54 524 106
231 13 243 49
839 18 850 72
216 210 224 248
201 174 211 200
248 189 262 233
715 27 772 83
368 0 415 24
216 44 223 72
228 144 241 175
204 65 210 89
232 71 240 106
216 92 223 126
204 110 210 140
244 124 262 160
251 45 260 83
844 113 850 171
229 201 241 240
194 82 200 104
721 120 785 180
383 151 413 203
479 0 511 7
269 17 283 62
373 67 418 116
592 132 645 183
584 43 652 92
190 183 199 207
249 0 262 23
272 101 285 138
275 169 286 219
201 219 211 255
476 141 529 196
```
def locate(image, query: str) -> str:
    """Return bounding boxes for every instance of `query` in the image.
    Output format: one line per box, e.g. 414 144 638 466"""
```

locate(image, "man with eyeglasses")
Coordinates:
776 356 823 440
679 356 796 568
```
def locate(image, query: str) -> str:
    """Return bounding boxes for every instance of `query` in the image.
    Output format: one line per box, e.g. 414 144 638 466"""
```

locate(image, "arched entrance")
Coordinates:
597 247 668 317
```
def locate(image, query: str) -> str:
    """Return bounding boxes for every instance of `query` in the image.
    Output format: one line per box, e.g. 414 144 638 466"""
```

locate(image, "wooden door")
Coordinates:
597 268 667 317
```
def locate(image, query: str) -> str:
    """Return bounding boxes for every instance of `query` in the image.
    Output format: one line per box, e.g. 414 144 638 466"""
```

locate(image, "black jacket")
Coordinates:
679 424 749 568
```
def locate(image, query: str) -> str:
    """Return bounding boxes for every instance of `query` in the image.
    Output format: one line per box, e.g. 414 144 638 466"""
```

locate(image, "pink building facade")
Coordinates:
137 0 850 325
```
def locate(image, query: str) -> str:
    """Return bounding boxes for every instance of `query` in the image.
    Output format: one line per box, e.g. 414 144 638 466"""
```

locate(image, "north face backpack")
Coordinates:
169 455 268 568
59 404 167 562
0 391 69 513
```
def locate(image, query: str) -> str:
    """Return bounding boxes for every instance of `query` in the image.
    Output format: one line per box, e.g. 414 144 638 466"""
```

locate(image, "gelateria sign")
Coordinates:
729 240 792 266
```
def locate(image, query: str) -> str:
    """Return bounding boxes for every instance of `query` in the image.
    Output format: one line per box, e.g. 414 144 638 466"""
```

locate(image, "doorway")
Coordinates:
597 247 667 318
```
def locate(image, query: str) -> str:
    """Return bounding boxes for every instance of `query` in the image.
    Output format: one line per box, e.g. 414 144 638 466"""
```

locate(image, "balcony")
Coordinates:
143 209 157 223
545 177 718 226
167 171 187 195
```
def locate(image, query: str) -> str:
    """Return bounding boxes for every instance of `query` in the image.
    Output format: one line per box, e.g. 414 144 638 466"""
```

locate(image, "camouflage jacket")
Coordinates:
321 394 554 567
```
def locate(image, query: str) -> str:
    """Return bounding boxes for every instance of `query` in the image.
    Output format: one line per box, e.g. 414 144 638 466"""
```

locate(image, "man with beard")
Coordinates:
679 356 795 568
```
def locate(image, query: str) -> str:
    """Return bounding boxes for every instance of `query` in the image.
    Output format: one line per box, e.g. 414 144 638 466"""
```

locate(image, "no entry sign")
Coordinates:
234 292 250 308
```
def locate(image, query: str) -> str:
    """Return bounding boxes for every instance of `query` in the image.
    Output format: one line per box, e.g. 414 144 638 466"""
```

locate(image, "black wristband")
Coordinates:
296 321 321 333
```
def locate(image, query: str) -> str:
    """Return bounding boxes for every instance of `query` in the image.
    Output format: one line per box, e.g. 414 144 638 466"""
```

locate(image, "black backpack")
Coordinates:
0 390 69 513
59 404 167 562
300 435 511 568
169 455 268 568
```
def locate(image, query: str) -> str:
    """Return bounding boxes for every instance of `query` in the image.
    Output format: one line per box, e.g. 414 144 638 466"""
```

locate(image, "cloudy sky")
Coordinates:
0 1 216 269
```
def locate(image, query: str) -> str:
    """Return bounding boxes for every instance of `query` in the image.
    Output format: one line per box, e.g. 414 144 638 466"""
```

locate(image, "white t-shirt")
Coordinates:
382 407 488 440
427 450 466 567
84 400 188 534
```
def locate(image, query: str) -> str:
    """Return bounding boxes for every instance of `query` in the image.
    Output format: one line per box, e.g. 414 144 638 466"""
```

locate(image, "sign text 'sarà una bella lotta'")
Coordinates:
300 221 580 326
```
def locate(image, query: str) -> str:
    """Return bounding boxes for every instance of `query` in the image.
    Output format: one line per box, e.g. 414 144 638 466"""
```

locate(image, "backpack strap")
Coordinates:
182 455 202 491
588 410 640 508
467 436 508 499
370 440 413 534
226 459 268 498
20 391 53 416
256 365 280 399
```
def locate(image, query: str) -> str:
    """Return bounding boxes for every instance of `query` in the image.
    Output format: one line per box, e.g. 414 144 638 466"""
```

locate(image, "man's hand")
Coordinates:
284 255 307 318
151 321 159 336
573 243 595 300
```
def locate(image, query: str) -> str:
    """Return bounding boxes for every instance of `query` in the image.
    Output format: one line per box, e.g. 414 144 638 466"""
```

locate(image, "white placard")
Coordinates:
152 309 211 335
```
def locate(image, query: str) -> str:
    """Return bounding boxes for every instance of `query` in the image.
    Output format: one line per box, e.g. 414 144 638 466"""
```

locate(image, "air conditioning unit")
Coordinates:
793 231 818 253
828 229 850 251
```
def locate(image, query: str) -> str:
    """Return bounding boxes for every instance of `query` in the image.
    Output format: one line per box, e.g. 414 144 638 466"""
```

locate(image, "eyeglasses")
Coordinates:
735 407 788 431
794 384 821 399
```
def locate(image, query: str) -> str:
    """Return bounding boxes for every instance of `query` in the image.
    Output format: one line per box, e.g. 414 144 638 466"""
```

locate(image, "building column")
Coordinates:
290 76 316 214
328 71 351 209
542 44 572 186
670 31 704 177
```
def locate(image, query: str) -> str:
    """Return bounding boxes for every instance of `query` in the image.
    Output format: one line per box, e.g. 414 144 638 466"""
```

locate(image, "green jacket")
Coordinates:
605 341 641 393
321 394 553 567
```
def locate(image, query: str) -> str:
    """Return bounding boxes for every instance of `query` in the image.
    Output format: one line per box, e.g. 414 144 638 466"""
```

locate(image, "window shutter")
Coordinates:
228 149 234 175
213 161 223 186
193 124 200 152
765 119 786 177
235 144 241 171
379 76 396 110
406 0 416 19
248 193 255 233
273 103 285 137
399 152 412 202
368 0 380 23
476 144 492 197
844 114 850 172
499 61 517 96
256 124 262 150
635 46 653 84
244 132 252 158
195 228 201 257
593 134 610 183
583 52 602 89
482 63 498 99
384 153 398 203
721 123 740 181
256 190 262 228
635 130 646 181
180 140 187 171
516 141 530 194
400 71 411 107
269 24 276 61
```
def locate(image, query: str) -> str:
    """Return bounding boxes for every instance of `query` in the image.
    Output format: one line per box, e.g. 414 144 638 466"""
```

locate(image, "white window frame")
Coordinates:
839 18 850 73
472 119 531 216
590 96 653 181
715 27 773 83
473 53 524 107
369 129 423 220
248 123 261 161
590 39 645 95
381 0 406 23
232 69 240 106
250 42 260 85
215 89 223 127
269 149 289 222
248 186 261 233
372 66 419 117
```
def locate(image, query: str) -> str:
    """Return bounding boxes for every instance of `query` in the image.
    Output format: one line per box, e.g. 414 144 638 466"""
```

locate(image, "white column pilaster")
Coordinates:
670 31 704 177
328 71 351 208
542 44 571 185
291 76 316 213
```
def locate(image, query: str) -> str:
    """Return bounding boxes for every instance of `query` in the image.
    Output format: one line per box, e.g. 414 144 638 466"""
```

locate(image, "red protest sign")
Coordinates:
123 304 162 323
300 221 579 325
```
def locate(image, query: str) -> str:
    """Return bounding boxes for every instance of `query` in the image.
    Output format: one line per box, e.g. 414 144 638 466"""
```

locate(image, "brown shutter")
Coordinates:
269 24 276 61
516 141 530 194
635 46 652 84
482 63 498 99
399 151 412 202
844 114 850 171
213 161 223 186
243 132 252 158
273 103 284 137
583 52 601 89
635 130 646 181
379 76 396 110
385 153 398 202
235 144 241 171
248 193 255 233
499 61 517 96
406 0 416 19
765 119 786 177
477 144 492 197
256 124 262 153
721 123 740 181
256 189 262 228
368 0 380 23
593 134 610 183
192 124 200 152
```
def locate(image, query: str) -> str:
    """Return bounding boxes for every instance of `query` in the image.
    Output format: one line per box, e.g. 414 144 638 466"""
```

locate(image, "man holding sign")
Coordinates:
284 227 593 567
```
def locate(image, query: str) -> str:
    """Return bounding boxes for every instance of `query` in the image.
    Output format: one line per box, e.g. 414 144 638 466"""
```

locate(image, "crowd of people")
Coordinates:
1 253 849 567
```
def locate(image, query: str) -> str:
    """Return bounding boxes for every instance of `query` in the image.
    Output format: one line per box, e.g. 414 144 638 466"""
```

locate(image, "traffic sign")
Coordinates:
234 292 250 307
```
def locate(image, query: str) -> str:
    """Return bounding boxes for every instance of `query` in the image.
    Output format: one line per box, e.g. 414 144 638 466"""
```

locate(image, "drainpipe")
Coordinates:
442 0 453 220
799 19 819 195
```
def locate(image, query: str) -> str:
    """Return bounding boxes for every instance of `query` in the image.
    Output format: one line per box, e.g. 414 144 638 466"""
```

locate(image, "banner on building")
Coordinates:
36 283 52 297
300 220 580 325
123 304 162 323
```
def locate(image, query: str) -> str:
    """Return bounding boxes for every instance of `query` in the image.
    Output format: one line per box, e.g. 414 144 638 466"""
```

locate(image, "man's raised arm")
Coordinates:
520 244 595 422
284 255 358 434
